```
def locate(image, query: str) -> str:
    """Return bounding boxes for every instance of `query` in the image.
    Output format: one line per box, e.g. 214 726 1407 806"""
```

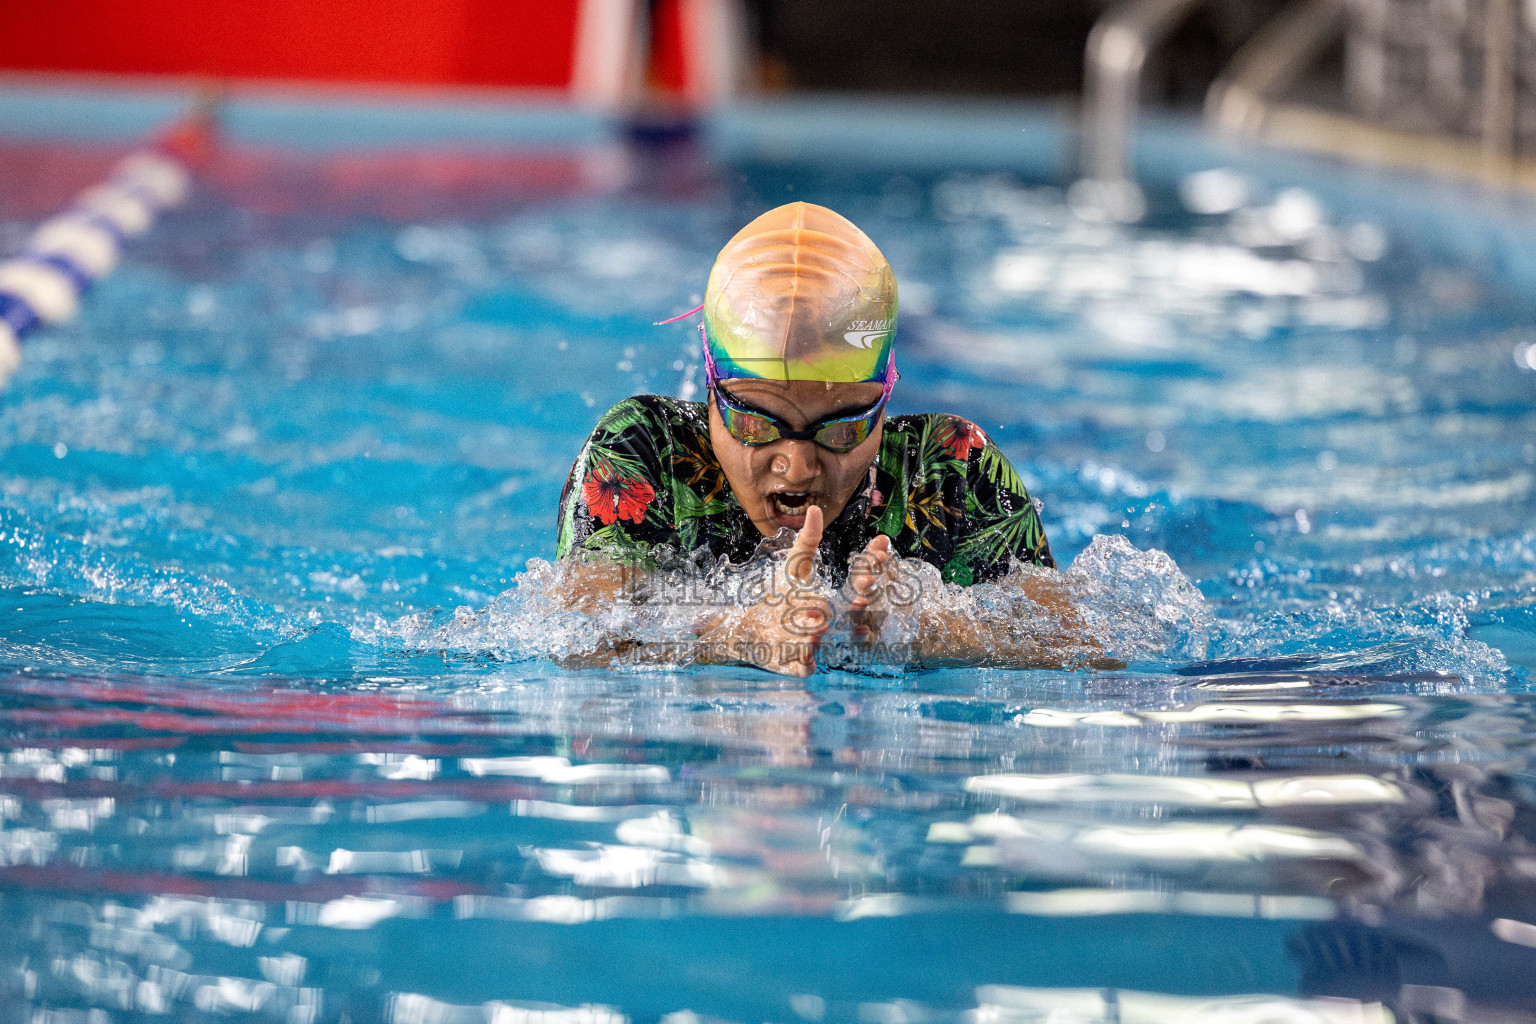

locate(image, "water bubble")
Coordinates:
1345 222 1388 261
789 994 827 1021
301 238 336 274
186 285 217 320
1067 179 1145 224
1144 430 1166 453
1268 188 1324 241
1179 168 1251 215
339 307 381 336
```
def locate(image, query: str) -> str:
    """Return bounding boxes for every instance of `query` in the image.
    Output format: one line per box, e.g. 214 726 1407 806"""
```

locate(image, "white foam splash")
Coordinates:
355 533 1215 674
1058 534 1215 661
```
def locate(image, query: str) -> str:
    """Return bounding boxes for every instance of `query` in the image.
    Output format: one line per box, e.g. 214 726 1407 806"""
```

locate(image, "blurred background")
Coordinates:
0 0 1231 100
3 0 1536 194
2 0 1534 171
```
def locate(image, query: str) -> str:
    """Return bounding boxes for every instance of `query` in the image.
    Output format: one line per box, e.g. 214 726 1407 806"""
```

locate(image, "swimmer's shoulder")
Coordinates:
880 411 989 444
880 413 1008 488
591 393 709 438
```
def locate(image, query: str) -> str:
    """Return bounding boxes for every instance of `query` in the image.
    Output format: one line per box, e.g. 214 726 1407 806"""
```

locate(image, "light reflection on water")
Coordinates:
0 670 1533 1018
1 117 1536 1019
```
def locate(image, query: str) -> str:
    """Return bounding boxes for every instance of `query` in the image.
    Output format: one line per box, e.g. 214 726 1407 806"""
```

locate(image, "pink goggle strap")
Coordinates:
653 303 705 326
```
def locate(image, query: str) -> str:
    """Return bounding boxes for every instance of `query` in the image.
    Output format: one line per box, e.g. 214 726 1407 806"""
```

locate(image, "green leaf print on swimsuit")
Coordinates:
556 395 1054 582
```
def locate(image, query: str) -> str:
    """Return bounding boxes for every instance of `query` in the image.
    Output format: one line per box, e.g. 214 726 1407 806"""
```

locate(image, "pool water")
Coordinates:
3 95 1536 1021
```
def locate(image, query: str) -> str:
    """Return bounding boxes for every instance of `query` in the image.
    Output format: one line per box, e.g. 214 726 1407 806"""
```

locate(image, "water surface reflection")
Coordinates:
0 669 1534 1019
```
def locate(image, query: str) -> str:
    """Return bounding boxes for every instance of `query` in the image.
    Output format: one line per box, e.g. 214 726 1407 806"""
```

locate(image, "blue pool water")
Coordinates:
3 92 1536 1021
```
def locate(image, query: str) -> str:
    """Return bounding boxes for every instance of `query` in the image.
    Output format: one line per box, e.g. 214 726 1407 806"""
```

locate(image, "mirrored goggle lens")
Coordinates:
716 389 882 453
811 417 873 453
718 404 782 445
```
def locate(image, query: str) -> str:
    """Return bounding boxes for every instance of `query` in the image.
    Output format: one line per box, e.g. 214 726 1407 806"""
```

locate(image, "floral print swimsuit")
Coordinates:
556 394 1054 584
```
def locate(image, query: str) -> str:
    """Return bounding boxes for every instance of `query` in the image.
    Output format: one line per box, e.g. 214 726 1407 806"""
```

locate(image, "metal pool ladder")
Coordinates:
1080 0 1208 187
1083 0 1532 192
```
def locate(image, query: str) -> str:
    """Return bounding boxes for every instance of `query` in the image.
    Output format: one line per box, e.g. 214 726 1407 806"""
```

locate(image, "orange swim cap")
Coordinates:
703 202 897 383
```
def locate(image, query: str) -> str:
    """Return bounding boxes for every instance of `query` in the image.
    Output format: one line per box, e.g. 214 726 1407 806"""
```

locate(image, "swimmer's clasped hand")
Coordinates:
846 533 897 648
699 505 833 678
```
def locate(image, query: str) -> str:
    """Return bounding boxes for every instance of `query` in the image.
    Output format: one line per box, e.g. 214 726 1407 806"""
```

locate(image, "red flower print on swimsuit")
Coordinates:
582 469 656 526
941 418 988 462
556 396 1056 579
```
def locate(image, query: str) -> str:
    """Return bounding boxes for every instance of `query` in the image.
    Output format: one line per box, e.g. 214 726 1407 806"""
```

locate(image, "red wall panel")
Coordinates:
0 0 581 89
648 0 687 96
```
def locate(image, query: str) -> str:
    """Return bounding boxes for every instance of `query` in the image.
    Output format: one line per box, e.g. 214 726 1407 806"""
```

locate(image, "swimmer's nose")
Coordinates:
771 440 820 486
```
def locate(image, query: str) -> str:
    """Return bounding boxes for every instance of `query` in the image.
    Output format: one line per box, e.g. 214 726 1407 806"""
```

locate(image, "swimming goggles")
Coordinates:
701 325 897 454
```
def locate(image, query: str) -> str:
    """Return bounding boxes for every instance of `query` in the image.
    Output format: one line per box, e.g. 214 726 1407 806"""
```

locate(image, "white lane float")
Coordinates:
0 115 205 389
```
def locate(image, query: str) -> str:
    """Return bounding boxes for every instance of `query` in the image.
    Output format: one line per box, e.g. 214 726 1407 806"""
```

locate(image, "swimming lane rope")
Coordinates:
0 99 215 389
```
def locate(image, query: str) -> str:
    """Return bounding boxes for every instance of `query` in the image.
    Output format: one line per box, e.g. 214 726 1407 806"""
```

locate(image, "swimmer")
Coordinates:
556 202 1093 676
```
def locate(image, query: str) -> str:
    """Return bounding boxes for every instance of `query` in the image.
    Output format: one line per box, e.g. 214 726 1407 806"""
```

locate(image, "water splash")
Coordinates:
345 530 1515 691
1211 586 1512 686
353 534 1217 675
1059 534 1214 662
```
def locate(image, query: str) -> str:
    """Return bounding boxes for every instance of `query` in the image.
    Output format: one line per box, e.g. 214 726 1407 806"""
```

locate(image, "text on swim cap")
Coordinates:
844 319 893 350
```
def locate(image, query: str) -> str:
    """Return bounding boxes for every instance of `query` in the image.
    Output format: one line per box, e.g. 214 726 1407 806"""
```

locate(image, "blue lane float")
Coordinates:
0 137 196 388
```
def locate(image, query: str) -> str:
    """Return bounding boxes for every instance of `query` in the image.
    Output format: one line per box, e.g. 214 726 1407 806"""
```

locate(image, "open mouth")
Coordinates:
768 491 814 526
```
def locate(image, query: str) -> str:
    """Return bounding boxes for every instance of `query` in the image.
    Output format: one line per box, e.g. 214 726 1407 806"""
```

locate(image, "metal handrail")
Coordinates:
1083 0 1527 189
1080 0 1205 184
1208 0 1519 183
1480 0 1518 169
1205 0 1345 136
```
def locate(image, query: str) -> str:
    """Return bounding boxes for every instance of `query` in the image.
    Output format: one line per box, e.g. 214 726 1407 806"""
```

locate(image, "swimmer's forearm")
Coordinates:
548 560 750 666
692 612 821 672
693 613 754 667
549 566 811 671
554 559 638 613
909 573 1118 670
549 559 657 667
910 609 1103 669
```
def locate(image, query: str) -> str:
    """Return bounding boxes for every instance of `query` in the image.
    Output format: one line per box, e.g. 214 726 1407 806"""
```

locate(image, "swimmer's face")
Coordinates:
708 378 886 537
